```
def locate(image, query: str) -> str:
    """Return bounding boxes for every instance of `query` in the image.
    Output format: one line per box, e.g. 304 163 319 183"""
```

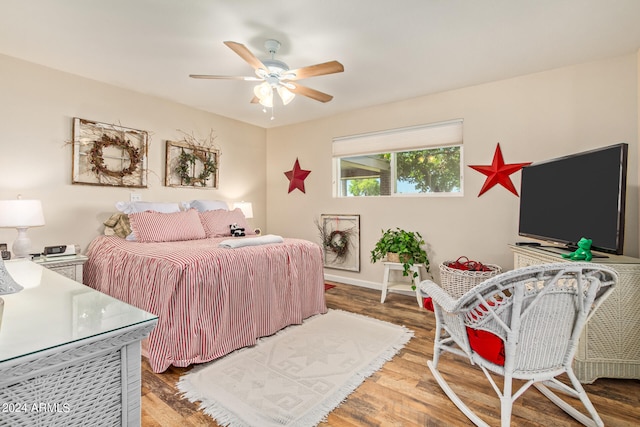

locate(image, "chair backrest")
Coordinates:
439 261 502 299
456 263 617 375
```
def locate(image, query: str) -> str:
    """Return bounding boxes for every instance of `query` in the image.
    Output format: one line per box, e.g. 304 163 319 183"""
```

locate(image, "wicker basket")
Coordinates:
439 261 502 299
386 252 410 263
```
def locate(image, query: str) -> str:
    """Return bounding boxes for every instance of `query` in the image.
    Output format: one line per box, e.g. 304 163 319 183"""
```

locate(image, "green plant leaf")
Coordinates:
370 227 429 277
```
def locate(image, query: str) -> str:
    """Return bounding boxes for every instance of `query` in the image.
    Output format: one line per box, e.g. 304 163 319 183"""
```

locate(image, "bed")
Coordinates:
83 204 327 373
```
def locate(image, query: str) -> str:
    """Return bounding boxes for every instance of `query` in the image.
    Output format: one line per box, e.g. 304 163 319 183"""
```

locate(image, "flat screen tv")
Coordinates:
518 143 628 255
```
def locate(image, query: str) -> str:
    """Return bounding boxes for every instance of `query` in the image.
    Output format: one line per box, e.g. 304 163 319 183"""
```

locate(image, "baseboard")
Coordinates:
323 273 415 297
324 273 380 290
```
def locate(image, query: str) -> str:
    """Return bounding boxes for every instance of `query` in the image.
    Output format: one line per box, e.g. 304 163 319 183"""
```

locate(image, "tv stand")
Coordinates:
510 244 640 383
538 245 609 259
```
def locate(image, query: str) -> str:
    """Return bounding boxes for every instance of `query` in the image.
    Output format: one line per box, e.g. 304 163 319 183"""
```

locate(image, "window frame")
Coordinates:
332 120 464 198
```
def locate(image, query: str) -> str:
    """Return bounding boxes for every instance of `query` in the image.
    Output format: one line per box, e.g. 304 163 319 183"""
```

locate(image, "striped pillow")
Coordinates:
128 209 206 243
199 208 255 238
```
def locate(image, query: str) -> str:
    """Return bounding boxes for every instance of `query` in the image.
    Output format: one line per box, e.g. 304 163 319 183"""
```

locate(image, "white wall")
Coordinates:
1 52 637 290
0 54 266 254
266 53 639 287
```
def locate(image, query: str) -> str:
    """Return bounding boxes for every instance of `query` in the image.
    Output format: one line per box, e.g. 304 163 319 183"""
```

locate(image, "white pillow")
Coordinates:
184 200 229 212
115 201 181 214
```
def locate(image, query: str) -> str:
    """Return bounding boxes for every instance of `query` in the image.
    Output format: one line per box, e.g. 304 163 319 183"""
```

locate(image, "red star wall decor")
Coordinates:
469 143 531 197
284 158 311 193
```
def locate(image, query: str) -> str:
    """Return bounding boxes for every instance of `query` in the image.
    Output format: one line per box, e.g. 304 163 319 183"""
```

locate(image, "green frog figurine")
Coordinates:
562 237 593 262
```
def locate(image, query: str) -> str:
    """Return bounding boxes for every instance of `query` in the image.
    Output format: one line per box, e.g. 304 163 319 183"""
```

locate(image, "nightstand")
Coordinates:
32 254 88 283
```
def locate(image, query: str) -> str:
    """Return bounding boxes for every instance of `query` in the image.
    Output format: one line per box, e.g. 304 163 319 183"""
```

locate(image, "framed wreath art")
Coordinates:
72 118 149 188
317 214 360 272
165 132 219 189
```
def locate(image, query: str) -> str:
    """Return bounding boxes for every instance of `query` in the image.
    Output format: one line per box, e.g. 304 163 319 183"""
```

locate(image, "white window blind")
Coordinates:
332 119 463 157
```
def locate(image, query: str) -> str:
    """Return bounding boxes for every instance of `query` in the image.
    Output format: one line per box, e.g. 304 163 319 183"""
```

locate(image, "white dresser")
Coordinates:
0 259 157 426
510 245 640 383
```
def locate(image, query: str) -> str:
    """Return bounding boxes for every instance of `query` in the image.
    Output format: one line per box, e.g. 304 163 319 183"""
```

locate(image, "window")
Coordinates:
333 120 463 197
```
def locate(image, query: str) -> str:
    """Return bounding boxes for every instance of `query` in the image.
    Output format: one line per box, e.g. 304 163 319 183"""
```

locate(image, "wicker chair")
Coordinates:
419 262 617 427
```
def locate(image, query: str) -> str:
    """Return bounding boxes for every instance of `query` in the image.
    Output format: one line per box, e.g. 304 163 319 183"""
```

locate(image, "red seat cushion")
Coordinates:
465 327 505 366
423 297 434 312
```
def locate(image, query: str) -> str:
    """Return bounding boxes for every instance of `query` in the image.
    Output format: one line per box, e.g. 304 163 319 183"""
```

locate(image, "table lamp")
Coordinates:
0 198 45 258
232 201 261 235
232 201 253 219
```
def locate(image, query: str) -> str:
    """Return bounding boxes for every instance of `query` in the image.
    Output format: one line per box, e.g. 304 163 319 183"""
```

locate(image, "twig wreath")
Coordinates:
88 134 141 178
71 118 149 188
176 149 217 186
165 130 220 189
325 229 351 257
316 219 356 261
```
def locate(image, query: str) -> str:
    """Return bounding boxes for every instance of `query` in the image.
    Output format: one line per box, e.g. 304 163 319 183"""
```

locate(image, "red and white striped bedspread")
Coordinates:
83 235 327 373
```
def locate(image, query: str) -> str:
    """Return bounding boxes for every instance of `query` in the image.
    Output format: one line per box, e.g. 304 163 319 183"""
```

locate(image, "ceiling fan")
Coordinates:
189 39 344 108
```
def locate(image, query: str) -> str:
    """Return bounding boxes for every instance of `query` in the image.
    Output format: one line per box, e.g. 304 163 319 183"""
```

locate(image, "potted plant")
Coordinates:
370 228 430 282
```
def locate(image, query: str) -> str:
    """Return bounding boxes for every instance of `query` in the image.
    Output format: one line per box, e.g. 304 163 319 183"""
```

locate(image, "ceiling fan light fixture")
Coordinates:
191 40 343 114
277 86 296 105
260 97 273 108
254 81 273 107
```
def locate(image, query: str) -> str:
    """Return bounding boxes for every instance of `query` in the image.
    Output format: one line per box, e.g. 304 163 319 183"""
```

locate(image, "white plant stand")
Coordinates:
380 261 424 307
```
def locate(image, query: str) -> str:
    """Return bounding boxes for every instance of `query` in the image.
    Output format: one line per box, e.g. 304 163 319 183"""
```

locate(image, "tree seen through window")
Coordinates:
339 146 461 196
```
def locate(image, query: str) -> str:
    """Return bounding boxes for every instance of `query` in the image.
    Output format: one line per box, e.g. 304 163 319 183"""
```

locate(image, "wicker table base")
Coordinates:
0 324 156 426
0 260 157 426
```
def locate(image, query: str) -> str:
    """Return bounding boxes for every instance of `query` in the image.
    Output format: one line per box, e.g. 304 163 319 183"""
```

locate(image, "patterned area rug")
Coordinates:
177 309 413 427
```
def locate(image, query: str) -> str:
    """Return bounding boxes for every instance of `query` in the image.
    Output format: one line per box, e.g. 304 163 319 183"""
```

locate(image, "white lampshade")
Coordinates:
232 202 253 219
254 82 273 108
277 86 296 105
0 199 45 258
0 199 45 227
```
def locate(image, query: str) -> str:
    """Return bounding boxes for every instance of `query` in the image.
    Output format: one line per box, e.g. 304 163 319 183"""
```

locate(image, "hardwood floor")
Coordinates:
140 282 640 426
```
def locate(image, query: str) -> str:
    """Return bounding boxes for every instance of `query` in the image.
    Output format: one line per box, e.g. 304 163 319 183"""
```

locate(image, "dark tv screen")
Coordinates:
518 143 628 254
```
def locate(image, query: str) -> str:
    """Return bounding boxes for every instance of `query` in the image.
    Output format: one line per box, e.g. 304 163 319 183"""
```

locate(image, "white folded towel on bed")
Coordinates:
218 234 284 249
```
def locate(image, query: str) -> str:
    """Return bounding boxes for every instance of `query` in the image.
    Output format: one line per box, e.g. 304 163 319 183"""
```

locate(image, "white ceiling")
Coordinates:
1 0 640 129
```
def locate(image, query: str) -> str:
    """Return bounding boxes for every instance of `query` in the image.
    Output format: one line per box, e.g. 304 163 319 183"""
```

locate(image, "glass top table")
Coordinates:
0 258 157 364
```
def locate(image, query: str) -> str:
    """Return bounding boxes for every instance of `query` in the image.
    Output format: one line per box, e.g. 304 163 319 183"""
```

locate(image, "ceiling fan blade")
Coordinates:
223 41 267 71
250 96 259 104
285 61 344 80
288 83 334 103
189 74 262 81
